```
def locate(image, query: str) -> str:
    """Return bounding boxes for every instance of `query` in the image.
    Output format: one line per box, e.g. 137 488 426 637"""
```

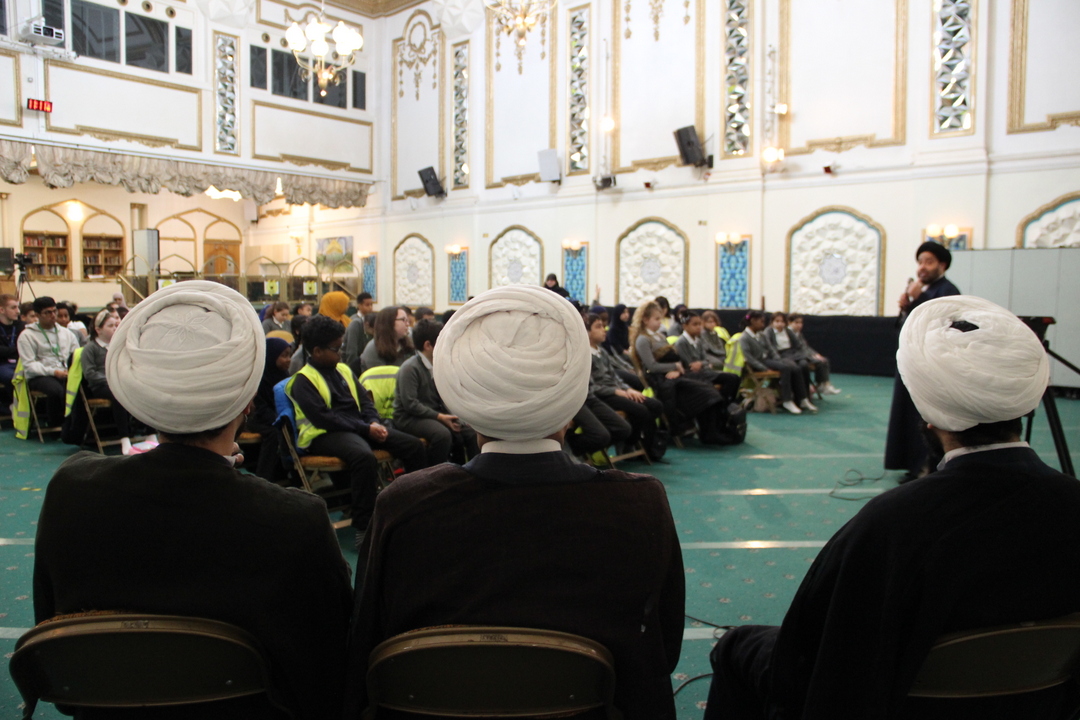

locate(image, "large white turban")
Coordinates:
106 280 265 434
433 285 590 441
897 295 1049 432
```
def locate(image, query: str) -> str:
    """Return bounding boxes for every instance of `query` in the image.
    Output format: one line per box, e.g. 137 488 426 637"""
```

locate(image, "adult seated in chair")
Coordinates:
392 318 478 465
345 285 685 720
32 280 353 720
286 314 426 550
0 293 24 402
358 306 416 374
80 309 133 440
17 297 80 428
704 296 1080 720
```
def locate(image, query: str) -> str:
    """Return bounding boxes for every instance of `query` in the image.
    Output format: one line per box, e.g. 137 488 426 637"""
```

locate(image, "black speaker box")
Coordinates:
674 126 706 167
418 167 445 197
0 248 13 275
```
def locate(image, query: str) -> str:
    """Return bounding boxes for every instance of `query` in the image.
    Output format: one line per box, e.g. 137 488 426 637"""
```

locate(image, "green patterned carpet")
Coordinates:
1 373 1077 718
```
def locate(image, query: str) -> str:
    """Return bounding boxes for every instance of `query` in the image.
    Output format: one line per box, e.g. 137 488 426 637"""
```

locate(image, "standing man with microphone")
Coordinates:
884 241 960 479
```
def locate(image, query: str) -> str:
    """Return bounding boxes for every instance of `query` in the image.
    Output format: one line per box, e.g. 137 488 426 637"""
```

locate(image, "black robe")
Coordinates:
884 275 961 474
706 446 1080 720
344 450 685 720
33 444 353 720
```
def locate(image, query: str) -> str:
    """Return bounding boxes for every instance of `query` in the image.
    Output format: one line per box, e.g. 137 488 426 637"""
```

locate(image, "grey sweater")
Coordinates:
589 348 631 398
673 333 707 369
80 339 109 389
343 316 374 367
392 354 445 425
634 332 679 375
739 329 779 372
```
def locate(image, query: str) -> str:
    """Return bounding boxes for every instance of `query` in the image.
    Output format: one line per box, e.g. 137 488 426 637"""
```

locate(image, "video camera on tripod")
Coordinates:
0 248 31 276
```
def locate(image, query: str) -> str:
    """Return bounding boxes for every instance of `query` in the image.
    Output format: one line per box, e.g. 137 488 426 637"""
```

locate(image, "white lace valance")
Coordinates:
0 139 370 209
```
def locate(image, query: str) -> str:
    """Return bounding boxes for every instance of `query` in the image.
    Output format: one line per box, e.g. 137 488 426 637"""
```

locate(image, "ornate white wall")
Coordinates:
617 219 686 306
489 227 542 287
1020 193 1080 249
787 208 882 316
393 234 435 307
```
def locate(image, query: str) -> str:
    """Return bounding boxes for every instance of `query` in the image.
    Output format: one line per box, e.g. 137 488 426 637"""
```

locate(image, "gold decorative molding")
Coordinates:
783 205 887 315
1015 190 1080 248
612 0 704 173
44 60 202 151
257 0 364 33
402 188 427 198
252 100 373 173
257 206 293 219
485 6 558 189
501 173 541 186
614 216 690 305
1007 0 1080 134
324 0 422 18
0 50 22 128
630 156 680 172
391 12 445 199
780 0 907 155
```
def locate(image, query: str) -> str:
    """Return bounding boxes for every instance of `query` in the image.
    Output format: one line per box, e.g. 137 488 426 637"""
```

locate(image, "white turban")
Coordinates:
433 285 590 441
897 296 1049 432
106 280 265 434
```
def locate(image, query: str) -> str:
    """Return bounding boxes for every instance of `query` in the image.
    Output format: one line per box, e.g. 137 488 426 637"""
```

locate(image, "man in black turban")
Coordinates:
884 241 961 478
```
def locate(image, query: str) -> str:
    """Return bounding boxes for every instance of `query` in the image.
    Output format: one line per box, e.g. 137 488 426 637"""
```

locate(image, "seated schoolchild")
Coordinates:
288 315 310 375
700 311 730 368
788 313 841 395
632 301 729 443
587 313 664 458
566 394 632 460
1 294 23 392
358 306 416 374
674 311 742 402
286 315 426 548
56 301 87 347
19 302 37 325
393 319 478 465
80 309 133 440
740 311 815 415
249 336 292 482
668 303 690 337
262 301 291 334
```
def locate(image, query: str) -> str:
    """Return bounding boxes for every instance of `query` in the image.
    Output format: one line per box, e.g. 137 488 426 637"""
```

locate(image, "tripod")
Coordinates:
14 264 37 305
1020 317 1076 478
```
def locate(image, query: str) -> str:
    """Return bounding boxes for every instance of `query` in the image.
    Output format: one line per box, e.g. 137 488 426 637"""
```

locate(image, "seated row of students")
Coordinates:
739 310 841 415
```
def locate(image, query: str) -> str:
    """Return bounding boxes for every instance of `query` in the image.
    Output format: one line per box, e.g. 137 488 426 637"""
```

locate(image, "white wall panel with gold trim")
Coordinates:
252 101 373 173
391 9 444 200
0 51 21 128
45 61 203 151
485 8 557 188
612 0 703 173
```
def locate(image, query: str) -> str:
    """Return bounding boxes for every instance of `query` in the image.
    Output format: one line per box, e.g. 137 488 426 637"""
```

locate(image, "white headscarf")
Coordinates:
106 280 265 434
433 284 590 441
897 295 1049 432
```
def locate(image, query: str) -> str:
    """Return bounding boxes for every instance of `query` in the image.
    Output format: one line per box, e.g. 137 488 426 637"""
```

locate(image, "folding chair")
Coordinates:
605 410 650 467
364 626 621 720
78 387 128 454
28 390 63 442
10 612 292 720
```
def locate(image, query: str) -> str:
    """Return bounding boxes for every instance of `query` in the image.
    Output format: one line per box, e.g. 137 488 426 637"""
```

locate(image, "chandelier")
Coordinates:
285 3 364 96
485 0 556 47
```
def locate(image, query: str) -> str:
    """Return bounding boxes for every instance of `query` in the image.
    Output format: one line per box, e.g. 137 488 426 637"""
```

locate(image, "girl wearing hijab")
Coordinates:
318 291 351 326
251 336 292 482
544 273 570 298
601 303 644 391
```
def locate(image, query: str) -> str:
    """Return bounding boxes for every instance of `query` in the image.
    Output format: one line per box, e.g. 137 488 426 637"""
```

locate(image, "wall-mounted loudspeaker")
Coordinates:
537 149 561 183
418 167 445 197
674 126 710 167
0 248 14 275
594 175 616 191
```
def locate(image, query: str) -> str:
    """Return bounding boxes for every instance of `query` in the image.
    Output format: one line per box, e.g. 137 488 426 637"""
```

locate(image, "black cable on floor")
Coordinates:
829 468 888 501
673 673 714 696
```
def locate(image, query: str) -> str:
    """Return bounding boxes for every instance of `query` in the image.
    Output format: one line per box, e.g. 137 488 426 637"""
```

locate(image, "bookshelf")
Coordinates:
23 233 71 280
81 235 126 280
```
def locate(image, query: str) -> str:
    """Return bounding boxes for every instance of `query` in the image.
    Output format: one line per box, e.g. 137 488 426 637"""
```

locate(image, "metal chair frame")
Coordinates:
364 626 622 720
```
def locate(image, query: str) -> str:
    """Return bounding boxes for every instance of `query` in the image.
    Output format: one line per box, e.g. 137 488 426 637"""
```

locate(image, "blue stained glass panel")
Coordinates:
449 250 468 304
361 256 378 301
718 240 749 308
564 247 587 304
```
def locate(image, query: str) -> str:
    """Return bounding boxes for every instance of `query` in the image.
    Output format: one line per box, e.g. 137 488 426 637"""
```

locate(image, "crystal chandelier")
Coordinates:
285 3 364 97
485 0 556 47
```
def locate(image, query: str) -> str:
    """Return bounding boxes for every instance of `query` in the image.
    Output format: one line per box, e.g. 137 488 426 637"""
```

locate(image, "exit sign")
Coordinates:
27 99 53 113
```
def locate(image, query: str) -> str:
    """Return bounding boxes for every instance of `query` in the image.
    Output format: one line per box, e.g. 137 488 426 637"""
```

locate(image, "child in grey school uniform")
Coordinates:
788 313 841 395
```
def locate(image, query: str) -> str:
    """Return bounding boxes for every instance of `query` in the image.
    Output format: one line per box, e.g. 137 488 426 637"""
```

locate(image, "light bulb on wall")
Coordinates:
715 232 729 244
446 244 463 255
600 116 615 133
761 146 784 164
925 224 943 238
65 201 84 222
943 224 960 239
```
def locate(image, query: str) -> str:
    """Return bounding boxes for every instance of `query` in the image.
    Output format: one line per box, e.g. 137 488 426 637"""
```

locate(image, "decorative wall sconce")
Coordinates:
561 238 583 253
445 244 467 255
923 224 972 251
65 201 85 223
600 116 615 133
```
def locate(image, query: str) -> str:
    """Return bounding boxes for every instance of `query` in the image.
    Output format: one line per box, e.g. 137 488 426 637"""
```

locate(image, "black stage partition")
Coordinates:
611 306 899 377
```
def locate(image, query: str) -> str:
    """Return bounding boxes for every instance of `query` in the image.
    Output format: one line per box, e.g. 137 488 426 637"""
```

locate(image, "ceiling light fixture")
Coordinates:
286 2 364 97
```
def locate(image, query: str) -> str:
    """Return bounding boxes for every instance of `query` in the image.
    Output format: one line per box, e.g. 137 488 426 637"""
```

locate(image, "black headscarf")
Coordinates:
253 337 291 432
606 303 631 354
